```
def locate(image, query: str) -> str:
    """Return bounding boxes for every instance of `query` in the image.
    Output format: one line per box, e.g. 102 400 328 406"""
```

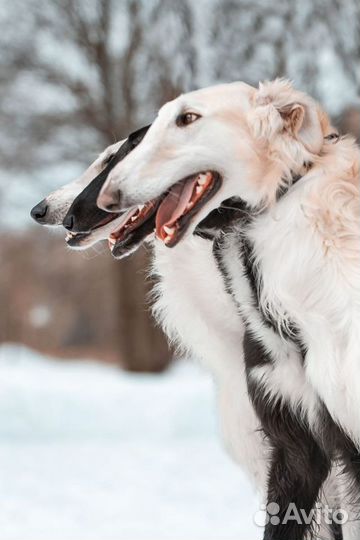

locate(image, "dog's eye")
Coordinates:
103 154 115 167
176 112 201 127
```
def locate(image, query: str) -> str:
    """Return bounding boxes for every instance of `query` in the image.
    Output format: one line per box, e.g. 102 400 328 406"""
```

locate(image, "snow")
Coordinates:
0 344 260 540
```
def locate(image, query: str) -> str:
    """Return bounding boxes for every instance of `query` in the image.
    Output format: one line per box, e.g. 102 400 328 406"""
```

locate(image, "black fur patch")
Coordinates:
195 197 250 240
243 327 273 370
212 235 234 297
64 124 151 232
331 521 344 540
242 334 360 539
244 329 332 540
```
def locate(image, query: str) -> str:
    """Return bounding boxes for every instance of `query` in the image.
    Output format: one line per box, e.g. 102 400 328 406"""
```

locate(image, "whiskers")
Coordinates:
79 241 108 260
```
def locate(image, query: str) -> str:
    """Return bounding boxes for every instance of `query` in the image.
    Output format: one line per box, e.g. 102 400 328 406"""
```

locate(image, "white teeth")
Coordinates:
108 237 116 251
137 204 145 211
197 175 207 186
196 185 204 195
163 225 175 235
164 235 172 244
131 216 138 222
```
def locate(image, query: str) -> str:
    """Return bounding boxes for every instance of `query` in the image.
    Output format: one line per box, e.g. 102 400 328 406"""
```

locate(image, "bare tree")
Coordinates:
0 0 196 371
209 0 360 114
338 106 360 142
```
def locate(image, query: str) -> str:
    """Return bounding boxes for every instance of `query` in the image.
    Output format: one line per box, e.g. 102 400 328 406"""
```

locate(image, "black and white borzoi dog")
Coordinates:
93 79 360 540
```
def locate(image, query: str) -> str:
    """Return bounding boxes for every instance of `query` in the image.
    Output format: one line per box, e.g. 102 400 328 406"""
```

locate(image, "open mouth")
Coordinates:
65 231 89 246
108 171 222 254
65 213 120 247
108 202 158 256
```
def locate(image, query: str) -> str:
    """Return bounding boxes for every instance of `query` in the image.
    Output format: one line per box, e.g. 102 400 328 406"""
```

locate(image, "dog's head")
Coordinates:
30 140 123 228
97 79 330 248
61 125 151 251
30 125 150 252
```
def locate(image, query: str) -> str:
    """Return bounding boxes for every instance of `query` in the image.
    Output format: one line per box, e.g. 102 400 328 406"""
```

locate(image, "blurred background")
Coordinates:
0 0 359 371
0 1 359 539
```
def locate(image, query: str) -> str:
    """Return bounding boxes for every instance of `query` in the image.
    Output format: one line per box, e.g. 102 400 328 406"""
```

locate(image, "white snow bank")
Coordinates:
0 344 260 540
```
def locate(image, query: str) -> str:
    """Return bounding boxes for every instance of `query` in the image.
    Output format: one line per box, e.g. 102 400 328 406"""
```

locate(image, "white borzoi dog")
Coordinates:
95 79 360 540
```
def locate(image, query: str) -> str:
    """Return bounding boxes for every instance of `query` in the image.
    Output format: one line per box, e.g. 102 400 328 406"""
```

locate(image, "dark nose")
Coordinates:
63 213 74 231
30 199 48 223
97 188 122 212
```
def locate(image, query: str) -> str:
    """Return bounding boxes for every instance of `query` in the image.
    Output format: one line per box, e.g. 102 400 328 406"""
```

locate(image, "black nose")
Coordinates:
63 213 74 231
30 199 48 223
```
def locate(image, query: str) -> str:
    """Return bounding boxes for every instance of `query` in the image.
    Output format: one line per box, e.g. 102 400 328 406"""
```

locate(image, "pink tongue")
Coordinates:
155 177 197 239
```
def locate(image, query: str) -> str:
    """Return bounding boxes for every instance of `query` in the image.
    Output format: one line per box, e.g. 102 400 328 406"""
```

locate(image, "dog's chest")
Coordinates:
215 229 322 425
151 236 244 379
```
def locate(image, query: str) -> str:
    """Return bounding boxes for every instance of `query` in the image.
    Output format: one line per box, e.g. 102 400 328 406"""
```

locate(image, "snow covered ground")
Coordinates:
0 344 260 540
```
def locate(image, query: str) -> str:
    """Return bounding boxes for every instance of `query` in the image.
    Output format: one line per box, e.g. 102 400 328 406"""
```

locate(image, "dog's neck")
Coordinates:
195 131 341 242
208 133 343 348
195 167 310 242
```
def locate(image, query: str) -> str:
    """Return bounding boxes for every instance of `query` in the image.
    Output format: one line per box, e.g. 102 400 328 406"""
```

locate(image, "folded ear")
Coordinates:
249 79 324 154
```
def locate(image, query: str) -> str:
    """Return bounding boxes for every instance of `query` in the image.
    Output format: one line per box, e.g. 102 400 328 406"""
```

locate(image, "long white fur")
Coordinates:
152 235 268 487
247 149 360 447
